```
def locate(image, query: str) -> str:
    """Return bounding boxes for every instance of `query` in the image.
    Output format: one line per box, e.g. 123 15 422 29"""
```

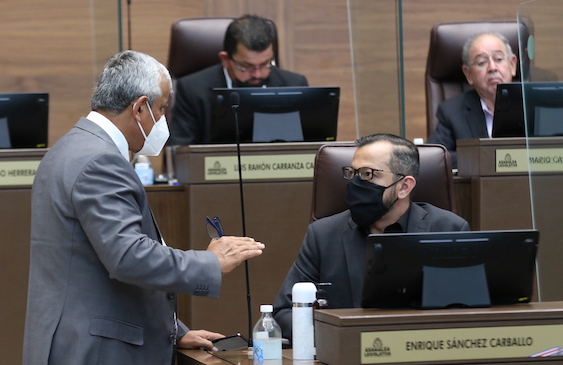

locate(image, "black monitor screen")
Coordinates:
209 86 339 143
361 230 538 309
0 92 49 148
529 83 563 137
492 82 563 138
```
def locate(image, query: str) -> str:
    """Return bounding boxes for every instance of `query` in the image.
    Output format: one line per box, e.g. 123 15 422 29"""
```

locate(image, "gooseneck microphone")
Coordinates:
126 0 132 50
230 91 253 348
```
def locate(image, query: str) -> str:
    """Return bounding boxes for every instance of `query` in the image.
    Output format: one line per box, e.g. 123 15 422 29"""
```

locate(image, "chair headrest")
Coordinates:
310 143 456 222
167 17 234 79
426 20 529 83
167 17 280 80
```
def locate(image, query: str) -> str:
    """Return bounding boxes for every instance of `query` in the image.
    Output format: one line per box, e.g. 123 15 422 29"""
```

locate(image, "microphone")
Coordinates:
126 0 132 50
230 91 240 110
230 91 253 348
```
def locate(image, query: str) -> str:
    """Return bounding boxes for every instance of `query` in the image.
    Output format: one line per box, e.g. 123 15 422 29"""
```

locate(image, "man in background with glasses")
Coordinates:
273 133 469 344
427 32 517 167
168 14 308 146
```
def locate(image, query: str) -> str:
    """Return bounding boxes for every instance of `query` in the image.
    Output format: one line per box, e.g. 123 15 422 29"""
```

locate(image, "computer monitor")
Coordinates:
361 230 539 309
492 83 525 138
528 82 563 137
492 82 563 138
209 86 340 143
0 92 49 148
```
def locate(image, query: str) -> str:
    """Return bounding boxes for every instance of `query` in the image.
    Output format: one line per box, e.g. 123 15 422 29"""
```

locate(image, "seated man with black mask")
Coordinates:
168 14 309 145
273 133 470 344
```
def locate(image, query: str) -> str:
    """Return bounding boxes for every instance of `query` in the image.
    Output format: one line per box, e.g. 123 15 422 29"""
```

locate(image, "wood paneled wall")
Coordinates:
0 0 534 172
1 0 553 334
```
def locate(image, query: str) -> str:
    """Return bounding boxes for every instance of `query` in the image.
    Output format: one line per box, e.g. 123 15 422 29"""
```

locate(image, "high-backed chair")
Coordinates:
167 17 234 81
167 17 280 81
165 16 280 120
425 20 529 138
310 143 456 222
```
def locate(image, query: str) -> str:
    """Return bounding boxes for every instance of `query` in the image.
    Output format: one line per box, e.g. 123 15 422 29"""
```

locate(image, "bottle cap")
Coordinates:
260 304 273 313
292 282 317 303
316 282 332 299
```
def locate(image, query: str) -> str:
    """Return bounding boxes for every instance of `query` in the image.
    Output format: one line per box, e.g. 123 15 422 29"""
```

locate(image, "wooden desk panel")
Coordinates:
177 349 315 365
457 138 563 302
315 303 563 365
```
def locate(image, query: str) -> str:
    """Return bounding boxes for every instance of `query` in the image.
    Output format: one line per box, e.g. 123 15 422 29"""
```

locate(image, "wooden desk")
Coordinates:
0 148 47 365
457 137 563 302
315 302 563 365
177 349 318 365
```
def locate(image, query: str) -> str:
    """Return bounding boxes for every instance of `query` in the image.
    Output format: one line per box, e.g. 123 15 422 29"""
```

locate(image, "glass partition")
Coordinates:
90 0 123 77
347 0 404 139
518 0 563 301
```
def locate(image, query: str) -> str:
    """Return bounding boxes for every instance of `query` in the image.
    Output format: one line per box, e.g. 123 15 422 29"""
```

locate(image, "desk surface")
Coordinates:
177 349 319 365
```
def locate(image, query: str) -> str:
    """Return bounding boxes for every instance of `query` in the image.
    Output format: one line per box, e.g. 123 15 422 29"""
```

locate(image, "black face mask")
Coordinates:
345 175 403 228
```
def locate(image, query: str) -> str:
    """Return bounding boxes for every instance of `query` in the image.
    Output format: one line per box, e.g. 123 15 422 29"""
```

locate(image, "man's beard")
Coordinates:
233 77 269 88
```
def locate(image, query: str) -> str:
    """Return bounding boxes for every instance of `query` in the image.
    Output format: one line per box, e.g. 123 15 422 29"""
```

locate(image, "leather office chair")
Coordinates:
167 17 280 81
310 143 456 222
165 16 281 120
425 20 529 138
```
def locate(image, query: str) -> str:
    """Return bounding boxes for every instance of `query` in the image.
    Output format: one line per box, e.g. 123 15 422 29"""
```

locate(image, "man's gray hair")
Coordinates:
91 50 173 114
462 32 514 68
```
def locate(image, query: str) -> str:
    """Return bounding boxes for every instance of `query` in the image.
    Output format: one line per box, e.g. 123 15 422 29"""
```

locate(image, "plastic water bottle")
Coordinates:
133 154 153 185
292 282 317 360
253 304 282 360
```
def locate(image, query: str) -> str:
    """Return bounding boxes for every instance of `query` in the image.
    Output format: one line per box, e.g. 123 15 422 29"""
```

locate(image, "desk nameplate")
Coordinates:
0 160 40 186
204 154 315 181
496 148 563 173
361 324 563 364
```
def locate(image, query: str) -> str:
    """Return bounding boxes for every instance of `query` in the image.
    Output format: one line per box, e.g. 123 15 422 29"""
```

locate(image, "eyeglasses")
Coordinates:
342 166 405 181
470 52 508 70
230 58 273 73
206 216 224 239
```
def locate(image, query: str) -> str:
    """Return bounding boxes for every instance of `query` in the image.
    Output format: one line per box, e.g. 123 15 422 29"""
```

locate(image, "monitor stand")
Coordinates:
420 264 491 309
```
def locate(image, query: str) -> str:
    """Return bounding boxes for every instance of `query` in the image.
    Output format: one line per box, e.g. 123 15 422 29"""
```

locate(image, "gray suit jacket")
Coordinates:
272 203 470 342
427 89 489 167
24 118 221 364
168 64 309 145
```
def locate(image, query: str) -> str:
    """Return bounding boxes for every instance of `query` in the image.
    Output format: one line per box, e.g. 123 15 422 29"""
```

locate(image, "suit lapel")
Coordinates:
342 217 367 307
407 203 433 232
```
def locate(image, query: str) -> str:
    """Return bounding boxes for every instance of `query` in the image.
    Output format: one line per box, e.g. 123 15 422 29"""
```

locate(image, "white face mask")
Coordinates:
136 101 169 156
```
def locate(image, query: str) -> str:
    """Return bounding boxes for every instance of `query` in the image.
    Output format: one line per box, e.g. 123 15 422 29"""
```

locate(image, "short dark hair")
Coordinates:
223 14 275 57
355 133 420 178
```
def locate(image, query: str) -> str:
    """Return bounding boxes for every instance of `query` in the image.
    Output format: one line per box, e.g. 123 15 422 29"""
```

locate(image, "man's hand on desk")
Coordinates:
178 329 225 351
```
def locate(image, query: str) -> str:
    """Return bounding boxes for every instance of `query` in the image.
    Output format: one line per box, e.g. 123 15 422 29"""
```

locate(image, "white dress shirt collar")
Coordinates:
479 98 494 138
86 111 130 161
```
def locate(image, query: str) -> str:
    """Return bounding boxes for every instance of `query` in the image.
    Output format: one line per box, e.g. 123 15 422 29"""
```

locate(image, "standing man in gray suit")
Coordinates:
23 50 265 364
273 133 470 344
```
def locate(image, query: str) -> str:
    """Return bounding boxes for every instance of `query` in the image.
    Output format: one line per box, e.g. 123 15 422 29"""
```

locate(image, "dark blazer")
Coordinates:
272 203 470 343
24 118 222 364
168 64 309 145
427 89 489 167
